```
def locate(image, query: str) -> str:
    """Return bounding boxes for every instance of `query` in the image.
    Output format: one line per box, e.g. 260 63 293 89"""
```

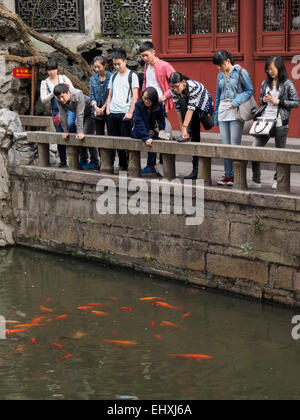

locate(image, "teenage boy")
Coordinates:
54 84 100 170
139 41 176 175
106 49 139 171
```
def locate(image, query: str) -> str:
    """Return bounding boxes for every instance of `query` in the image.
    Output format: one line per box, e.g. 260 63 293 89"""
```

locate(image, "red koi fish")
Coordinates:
52 342 63 351
107 297 118 300
88 303 105 306
91 310 108 316
53 315 68 321
103 339 138 346
31 338 36 344
61 354 73 360
6 328 28 334
14 323 36 329
160 321 184 330
150 321 155 328
169 354 212 360
155 301 181 310
182 313 191 318
120 307 133 312
77 306 93 310
40 305 53 313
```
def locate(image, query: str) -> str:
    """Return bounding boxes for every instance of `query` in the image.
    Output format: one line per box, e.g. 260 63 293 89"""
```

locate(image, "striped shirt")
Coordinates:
171 80 214 115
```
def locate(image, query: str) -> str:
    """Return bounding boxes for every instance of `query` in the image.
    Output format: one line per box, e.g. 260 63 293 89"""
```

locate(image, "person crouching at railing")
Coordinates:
132 87 166 173
53 84 100 171
40 58 76 168
169 72 214 180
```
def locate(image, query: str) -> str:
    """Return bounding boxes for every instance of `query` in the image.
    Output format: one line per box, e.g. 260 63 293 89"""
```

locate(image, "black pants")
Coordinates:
79 116 99 165
107 113 132 170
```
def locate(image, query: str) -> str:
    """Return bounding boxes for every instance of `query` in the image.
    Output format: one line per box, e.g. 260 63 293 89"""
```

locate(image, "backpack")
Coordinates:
111 70 139 103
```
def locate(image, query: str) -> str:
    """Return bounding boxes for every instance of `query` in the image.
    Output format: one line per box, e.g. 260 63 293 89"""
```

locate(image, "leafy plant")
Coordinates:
239 242 254 257
251 215 266 235
77 218 95 225
112 0 141 49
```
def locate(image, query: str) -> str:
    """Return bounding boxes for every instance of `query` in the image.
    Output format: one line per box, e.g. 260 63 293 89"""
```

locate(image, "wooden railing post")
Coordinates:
198 157 212 186
277 164 291 193
233 160 248 190
38 144 50 167
162 154 176 181
128 150 141 177
100 149 114 174
67 146 80 170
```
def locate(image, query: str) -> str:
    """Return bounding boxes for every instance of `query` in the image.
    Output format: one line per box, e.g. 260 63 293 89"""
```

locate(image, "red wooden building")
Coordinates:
152 0 300 137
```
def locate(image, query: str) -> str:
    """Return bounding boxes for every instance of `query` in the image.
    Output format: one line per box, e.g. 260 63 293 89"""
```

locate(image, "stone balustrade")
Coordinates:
26 131 299 194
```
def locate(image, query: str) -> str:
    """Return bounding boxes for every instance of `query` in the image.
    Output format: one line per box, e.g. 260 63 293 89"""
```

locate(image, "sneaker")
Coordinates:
141 166 156 175
272 180 277 190
227 177 234 186
58 162 68 168
155 163 164 177
79 160 88 169
248 180 262 189
81 162 100 171
217 176 232 186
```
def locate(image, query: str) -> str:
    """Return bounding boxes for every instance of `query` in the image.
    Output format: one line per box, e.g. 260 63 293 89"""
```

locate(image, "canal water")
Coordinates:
0 246 299 400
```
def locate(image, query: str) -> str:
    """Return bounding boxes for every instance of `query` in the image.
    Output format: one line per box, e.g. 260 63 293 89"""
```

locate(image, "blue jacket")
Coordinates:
132 100 166 143
89 71 111 107
215 65 254 125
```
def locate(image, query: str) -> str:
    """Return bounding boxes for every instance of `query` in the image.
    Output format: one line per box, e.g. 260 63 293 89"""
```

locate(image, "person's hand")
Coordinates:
181 127 190 139
123 112 133 121
145 139 153 147
62 133 69 140
159 95 167 102
76 133 85 141
229 104 236 109
264 94 279 105
149 130 155 137
95 106 103 116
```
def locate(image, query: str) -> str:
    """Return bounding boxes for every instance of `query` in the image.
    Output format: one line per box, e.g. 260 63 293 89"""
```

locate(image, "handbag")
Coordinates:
199 111 214 130
249 117 277 137
236 69 258 122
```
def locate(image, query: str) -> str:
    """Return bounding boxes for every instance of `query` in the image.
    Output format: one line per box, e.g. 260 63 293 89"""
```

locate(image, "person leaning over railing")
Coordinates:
169 72 214 180
53 83 100 170
213 50 254 187
248 56 299 190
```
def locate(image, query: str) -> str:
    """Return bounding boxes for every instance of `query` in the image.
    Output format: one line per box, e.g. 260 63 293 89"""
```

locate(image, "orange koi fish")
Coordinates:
31 316 48 324
139 297 164 301
40 305 54 313
107 297 118 300
155 301 181 310
103 339 138 346
91 310 108 316
61 354 73 360
52 342 63 351
14 323 37 329
160 321 184 330
6 328 28 334
182 313 191 318
77 306 93 310
73 331 86 339
88 303 105 306
53 315 68 321
154 334 163 341
45 298 51 303
169 354 212 360
120 307 133 312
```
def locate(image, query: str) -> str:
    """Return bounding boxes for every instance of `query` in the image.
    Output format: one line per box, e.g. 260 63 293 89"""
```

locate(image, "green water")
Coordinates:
0 247 299 400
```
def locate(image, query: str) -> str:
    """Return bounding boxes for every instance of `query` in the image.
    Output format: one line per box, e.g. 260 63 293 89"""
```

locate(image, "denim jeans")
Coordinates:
53 110 76 165
251 125 289 183
219 120 244 178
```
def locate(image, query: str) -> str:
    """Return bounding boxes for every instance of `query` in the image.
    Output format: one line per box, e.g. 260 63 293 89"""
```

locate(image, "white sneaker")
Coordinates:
155 163 164 177
248 180 262 189
272 180 277 190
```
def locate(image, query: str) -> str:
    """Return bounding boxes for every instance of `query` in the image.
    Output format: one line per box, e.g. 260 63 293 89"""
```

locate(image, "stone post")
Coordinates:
38 144 50 167
162 154 176 181
100 149 114 174
128 151 141 177
233 160 248 190
67 146 80 170
277 164 291 193
198 157 212 186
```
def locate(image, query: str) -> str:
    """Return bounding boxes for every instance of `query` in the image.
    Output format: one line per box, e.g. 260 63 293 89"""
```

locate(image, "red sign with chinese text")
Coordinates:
13 67 32 79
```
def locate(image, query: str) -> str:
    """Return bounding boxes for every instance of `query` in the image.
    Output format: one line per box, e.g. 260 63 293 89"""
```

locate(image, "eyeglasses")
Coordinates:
142 96 152 103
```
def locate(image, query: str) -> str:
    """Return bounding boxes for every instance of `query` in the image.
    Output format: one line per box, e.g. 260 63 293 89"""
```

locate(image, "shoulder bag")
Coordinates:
236 69 258 122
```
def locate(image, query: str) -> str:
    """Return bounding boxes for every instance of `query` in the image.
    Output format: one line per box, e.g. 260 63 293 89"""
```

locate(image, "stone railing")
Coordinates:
26 131 299 194
20 116 54 132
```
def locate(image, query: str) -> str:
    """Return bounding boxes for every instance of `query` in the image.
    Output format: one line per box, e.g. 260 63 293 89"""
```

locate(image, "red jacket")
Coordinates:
142 58 176 114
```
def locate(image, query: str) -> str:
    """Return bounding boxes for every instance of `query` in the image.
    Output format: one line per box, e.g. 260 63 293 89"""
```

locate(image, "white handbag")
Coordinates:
249 117 277 137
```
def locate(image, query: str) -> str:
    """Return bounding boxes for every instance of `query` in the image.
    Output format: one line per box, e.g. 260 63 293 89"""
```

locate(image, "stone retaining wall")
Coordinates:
9 165 300 308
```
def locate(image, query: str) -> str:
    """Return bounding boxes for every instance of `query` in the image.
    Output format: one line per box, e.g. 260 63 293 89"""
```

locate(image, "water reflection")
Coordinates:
0 247 299 400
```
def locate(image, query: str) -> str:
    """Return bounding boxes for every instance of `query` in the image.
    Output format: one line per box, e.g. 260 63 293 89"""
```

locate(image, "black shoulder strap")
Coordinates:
127 70 134 103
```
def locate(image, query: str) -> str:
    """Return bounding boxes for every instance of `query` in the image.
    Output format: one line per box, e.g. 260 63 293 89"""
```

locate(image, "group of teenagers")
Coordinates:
40 42 299 189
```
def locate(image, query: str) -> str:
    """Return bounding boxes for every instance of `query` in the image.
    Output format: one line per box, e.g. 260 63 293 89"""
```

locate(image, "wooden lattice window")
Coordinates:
169 0 187 35
192 0 212 35
291 0 300 31
15 0 85 32
101 0 152 36
217 0 238 33
263 0 285 32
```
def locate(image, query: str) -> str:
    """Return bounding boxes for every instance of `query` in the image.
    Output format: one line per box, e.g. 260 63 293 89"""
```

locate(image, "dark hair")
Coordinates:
265 56 288 89
213 50 234 66
53 83 70 97
111 49 127 61
168 72 190 85
45 58 58 72
139 41 155 53
93 55 108 68
142 87 160 112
